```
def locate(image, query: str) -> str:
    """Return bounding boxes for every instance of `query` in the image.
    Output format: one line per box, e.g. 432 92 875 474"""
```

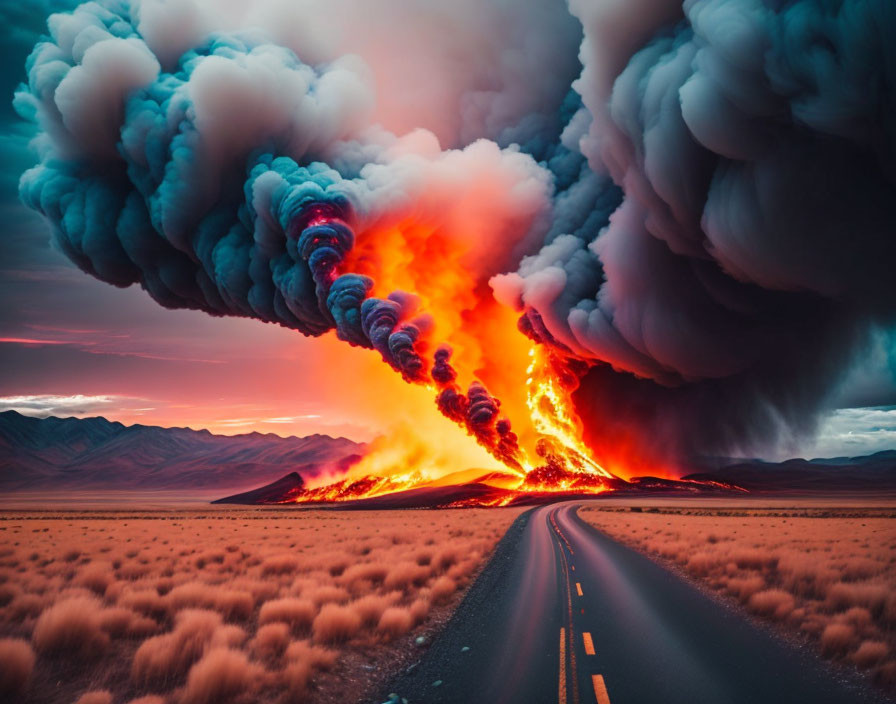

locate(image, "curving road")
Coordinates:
384 503 890 704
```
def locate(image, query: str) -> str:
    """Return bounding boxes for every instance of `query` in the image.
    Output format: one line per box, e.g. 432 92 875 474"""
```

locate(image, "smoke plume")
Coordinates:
16 0 896 470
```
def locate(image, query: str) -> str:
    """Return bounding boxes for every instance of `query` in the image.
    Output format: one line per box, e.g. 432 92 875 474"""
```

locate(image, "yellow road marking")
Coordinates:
576 582 583 596
592 674 611 704
583 632 595 655
559 627 567 704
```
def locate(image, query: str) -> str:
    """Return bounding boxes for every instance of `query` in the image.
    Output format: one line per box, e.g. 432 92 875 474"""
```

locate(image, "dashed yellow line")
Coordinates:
592 674 611 704
559 627 567 704
576 582 583 596
583 632 595 656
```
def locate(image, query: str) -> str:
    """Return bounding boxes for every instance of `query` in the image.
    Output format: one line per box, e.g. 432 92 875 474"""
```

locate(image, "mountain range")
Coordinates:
0 410 363 491
685 451 896 492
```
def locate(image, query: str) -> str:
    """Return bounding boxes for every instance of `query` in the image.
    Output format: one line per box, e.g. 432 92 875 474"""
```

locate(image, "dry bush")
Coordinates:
74 691 113 704
724 575 765 600
409 598 430 624
377 607 414 637
384 562 431 590
312 603 362 643
167 583 254 621
1 507 522 703
125 697 166 704
339 563 388 590
351 592 402 626
210 623 248 649
260 555 301 576
7 593 46 619
826 582 888 613
132 609 222 685
748 590 795 620
32 596 109 657
581 507 896 691
181 648 260 704
74 563 115 596
821 623 856 656
99 606 157 638
0 637 35 696
118 589 168 620
258 598 316 632
430 576 457 603
282 640 338 696
249 622 290 660
853 641 889 669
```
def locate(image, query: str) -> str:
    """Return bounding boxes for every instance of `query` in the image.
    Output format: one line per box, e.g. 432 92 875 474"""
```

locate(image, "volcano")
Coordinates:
212 451 896 507
212 467 739 507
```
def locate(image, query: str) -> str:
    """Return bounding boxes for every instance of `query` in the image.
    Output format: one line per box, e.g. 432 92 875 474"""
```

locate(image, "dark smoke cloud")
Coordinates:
495 0 896 462
16 0 896 467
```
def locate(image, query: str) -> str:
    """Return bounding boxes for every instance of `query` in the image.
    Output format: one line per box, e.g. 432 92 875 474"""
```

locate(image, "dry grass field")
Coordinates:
0 507 523 704
580 505 896 691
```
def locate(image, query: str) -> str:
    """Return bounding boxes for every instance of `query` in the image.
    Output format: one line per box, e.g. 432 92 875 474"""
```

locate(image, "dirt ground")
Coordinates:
0 507 523 704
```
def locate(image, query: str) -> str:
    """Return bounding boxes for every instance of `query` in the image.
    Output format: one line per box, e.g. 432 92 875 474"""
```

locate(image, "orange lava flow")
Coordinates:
287 340 623 505
284 208 741 506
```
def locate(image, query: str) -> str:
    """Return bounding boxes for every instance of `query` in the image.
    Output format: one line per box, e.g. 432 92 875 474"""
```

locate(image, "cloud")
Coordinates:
797 407 896 460
0 394 150 418
10 0 896 471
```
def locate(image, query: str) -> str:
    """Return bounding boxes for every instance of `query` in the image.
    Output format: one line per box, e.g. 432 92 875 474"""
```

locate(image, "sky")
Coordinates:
0 0 472 443
1 1 896 462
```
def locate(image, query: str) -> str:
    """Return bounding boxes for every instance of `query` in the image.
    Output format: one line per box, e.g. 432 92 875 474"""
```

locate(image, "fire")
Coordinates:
280 203 741 506
287 340 623 506
524 345 614 481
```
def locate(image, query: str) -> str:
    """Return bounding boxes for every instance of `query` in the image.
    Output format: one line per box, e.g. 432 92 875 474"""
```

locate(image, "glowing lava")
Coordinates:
288 341 623 505
523 344 614 482
282 202 711 506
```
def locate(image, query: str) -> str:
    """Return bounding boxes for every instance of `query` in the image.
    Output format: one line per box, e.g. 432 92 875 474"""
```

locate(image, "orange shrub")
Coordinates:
1 507 522 703
0 638 35 696
580 506 896 692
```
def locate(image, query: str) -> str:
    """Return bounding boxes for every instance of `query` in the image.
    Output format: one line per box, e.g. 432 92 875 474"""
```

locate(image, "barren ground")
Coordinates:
580 504 896 693
0 507 523 704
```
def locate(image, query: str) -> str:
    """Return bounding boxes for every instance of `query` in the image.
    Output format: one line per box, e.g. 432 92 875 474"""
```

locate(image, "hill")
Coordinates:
0 410 363 491
685 452 896 493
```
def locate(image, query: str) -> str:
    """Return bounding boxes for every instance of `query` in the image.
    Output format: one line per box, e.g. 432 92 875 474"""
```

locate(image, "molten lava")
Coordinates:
281 203 738 506
288 342 627 505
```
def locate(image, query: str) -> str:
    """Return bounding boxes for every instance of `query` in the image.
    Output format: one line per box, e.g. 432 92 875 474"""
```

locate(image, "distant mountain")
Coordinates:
685 452 896 492
0 411 363 491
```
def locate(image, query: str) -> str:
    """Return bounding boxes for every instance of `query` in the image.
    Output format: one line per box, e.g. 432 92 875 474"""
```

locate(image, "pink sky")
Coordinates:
0 249 450 441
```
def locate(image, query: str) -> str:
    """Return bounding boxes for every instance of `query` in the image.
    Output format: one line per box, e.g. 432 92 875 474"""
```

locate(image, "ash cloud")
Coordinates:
16 0 896 468
495 0 896 463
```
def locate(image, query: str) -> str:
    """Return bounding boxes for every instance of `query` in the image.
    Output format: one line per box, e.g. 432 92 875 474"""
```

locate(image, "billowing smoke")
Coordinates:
494 0 896 465
16 0 896 471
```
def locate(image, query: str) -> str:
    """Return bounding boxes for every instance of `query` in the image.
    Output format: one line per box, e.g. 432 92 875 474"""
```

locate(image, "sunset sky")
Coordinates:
0 3 452 443
2 1 896 462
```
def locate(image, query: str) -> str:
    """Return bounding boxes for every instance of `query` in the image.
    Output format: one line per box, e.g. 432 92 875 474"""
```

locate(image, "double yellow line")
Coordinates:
555 510 612 704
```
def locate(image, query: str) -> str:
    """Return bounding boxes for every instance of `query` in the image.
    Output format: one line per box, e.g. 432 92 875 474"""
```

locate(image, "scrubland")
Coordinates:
581 505 896 691
0 508 522 703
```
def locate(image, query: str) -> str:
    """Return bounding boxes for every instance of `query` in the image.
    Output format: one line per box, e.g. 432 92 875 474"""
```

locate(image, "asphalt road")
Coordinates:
383 503 891 704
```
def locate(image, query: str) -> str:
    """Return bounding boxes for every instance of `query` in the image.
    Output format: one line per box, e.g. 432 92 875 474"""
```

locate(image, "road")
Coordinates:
384 502 890 704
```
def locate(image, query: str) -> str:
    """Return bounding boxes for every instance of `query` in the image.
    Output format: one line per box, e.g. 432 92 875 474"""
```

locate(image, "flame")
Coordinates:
282 205 742 506
287 341 626 505
524 345 613 480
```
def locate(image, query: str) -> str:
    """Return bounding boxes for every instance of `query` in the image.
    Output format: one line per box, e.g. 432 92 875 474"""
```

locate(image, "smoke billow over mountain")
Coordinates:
16 0 896 469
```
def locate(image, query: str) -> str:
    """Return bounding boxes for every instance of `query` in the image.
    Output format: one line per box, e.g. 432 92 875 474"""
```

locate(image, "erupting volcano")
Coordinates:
15 0 896 505
280 196 625 503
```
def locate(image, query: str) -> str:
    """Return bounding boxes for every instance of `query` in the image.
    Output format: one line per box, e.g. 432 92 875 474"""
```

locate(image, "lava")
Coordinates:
279 203 727 506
